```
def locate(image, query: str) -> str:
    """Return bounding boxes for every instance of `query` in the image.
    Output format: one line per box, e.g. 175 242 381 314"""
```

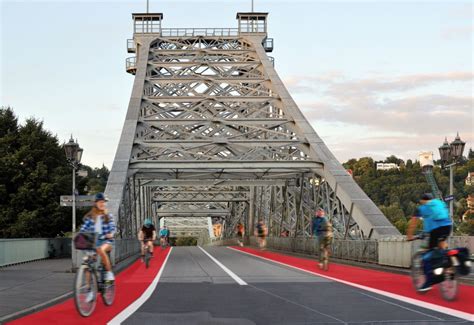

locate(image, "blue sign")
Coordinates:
444 195 454 202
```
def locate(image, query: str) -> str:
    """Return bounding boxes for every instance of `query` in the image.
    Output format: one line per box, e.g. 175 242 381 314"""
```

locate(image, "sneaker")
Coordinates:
85 290 94 303
318 263 323 270
105 271 115 281
417 282 432 292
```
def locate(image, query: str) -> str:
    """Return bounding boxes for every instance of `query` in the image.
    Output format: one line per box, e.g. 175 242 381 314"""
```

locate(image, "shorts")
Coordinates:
429 225 452 249
319 236 333 249
237 232 244 238
96 238 114 248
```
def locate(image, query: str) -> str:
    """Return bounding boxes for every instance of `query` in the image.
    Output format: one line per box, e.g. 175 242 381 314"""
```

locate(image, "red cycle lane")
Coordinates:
230 246 474 321
7 247 171 325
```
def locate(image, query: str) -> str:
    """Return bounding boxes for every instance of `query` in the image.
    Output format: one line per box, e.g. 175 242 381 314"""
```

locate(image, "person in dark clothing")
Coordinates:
138 218 156 260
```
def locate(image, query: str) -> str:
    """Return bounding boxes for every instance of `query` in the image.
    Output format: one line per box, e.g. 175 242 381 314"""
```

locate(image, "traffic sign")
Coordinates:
444 195 454 202
60 195 95 207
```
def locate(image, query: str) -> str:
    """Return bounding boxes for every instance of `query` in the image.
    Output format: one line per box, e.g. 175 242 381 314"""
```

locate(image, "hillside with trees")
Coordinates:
344 155 474 235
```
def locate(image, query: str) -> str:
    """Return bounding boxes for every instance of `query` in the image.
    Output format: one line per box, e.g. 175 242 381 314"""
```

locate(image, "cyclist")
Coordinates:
138 218 156 261
159 225 170 248
255 220 267 250
312 208 333 270
236 222 245 247
407 193 453 292
79 193 115 302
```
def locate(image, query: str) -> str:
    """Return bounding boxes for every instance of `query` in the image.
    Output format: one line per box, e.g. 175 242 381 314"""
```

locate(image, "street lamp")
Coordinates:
438 132 465 221
64 136 83 234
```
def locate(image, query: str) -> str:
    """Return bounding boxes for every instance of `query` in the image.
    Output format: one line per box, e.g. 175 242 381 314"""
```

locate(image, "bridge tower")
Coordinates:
105 11 400 240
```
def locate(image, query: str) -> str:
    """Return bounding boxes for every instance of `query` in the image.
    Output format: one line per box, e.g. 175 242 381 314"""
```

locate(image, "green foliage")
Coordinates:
175 237 198 246
457 211 474 235
345 155 474 235
0 107 110 238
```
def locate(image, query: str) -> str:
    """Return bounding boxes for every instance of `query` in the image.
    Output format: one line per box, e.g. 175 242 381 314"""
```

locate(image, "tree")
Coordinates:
0 107 108 238
468 148 474 160
385 155 404 165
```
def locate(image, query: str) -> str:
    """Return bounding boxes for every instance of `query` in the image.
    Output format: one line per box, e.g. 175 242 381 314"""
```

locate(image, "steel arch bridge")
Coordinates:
105 12 400 241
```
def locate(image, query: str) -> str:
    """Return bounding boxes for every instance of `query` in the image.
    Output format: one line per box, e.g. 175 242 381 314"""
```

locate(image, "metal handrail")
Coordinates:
127 39 136 52
126 57 136 67
160 28 239 37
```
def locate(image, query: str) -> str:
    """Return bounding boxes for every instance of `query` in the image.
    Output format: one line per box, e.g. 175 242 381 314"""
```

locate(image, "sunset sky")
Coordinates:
1 0 472 168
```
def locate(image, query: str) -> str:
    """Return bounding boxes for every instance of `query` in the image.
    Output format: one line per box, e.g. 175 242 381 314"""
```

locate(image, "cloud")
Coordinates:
282 71 473 160
441 25 474 40
285 71 474 96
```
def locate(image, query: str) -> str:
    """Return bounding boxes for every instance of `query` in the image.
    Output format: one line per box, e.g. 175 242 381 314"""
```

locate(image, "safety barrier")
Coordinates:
0 238 70 267
215 236 474 269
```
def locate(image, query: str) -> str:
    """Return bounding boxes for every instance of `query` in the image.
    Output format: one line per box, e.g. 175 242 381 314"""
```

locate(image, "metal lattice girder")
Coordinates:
105 13 400 239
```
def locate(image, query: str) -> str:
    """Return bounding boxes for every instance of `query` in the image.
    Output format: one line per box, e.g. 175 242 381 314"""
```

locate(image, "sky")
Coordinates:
1 0 473 168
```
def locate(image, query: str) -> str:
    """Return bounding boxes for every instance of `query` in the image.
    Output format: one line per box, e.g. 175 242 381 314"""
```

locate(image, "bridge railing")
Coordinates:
160 28 239 37
250 237 378 263
217 236 474 268
0 238 70 267
1 238 141 268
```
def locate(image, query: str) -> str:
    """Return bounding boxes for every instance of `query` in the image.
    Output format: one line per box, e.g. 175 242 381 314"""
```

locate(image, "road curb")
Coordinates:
0 254 140 324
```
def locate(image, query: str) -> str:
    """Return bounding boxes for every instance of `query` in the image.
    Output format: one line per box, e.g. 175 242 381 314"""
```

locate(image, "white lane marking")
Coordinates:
108 247 173 325
198 246 247 285
228 247 474 322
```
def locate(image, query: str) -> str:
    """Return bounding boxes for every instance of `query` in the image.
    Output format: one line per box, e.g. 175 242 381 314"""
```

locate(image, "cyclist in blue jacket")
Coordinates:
407 193 452 291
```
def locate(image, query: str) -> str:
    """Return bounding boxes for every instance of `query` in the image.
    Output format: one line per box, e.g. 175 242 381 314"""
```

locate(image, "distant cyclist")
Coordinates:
236 222 245 247
312 208 333 270
255 220 267 250
138 218 156 261
159 226 170 248
407 193 452 292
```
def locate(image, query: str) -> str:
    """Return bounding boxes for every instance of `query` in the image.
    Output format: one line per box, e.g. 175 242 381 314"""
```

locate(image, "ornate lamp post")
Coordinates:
438 133 465 221
64 136 83 234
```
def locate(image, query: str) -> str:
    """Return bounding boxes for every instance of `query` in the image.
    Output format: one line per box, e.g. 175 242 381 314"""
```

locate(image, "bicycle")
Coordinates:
408 233 471 301
160 236 168 249
142 240 152 268
74 237 115 317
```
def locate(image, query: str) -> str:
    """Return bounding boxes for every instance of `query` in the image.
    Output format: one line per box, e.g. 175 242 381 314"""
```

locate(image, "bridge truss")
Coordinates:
106 12 400 241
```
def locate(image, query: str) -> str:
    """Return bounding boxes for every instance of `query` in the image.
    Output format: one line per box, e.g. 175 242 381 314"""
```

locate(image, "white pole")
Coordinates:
147 0 149 13
251 0 254 12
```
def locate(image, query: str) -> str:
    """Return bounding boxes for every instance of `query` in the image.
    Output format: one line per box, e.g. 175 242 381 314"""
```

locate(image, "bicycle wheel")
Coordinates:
439 268 458 301
145 248 150 269
74 265 98 317
411 251 426 292
102 280 116 306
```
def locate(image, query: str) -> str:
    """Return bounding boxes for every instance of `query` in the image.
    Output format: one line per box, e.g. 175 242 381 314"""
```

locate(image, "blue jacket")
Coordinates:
312 216 329 237
415 199 452 233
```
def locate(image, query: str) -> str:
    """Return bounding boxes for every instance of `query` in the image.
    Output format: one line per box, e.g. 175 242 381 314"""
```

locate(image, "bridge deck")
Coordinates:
6 246 473 324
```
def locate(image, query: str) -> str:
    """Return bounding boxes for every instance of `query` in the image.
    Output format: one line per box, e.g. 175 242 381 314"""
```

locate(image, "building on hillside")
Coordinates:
465 172 474 186
376 163 399 171
462 194 474 222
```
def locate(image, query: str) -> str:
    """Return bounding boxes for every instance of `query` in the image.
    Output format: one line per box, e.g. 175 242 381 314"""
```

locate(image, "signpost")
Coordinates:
444 195 455 202
60 195 95 207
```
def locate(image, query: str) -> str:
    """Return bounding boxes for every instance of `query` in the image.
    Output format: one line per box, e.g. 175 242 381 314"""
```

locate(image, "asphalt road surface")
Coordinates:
123 246 468 325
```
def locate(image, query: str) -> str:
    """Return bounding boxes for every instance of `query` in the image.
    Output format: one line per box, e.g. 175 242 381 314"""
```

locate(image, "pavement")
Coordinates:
0 255 139 323
124 247 471 325
3 246 473 324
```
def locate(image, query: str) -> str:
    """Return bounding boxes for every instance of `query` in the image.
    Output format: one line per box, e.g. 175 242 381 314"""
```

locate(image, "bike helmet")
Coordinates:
94 192 108 202
144 218 153 228
421 193 433 201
